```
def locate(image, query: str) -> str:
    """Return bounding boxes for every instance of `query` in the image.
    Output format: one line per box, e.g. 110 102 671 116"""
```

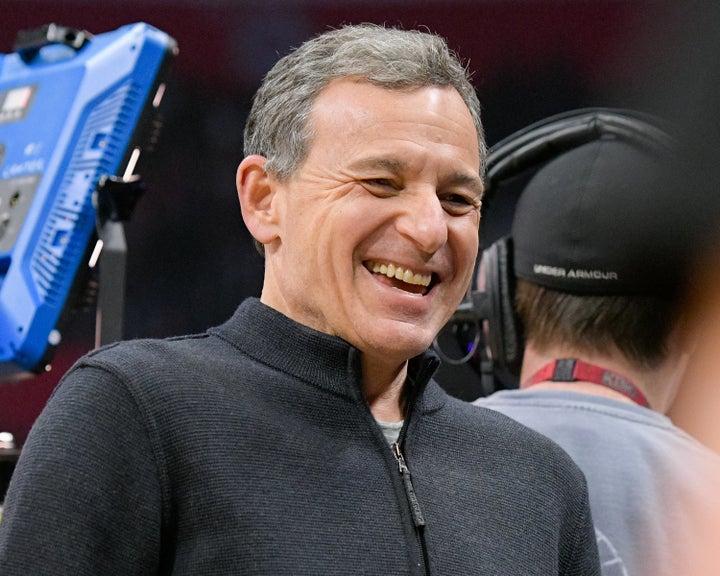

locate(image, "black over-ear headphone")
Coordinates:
435 107 674 395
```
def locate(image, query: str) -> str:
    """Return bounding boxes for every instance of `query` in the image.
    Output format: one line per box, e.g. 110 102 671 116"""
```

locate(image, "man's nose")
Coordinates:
395 191 448 255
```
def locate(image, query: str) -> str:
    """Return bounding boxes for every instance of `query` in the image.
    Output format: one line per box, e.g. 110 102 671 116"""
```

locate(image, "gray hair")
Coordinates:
243 23 486 180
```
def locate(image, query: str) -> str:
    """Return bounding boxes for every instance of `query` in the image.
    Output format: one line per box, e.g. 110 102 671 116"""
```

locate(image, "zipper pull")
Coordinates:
392 442 426 528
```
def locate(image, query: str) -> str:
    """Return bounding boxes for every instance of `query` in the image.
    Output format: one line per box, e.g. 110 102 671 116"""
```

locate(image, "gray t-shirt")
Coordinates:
376 418 404 446
475 389 720 576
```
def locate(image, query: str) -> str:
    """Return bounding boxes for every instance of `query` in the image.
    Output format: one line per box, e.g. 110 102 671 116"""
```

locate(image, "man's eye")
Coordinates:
366 178 395 188
441 193 481 214
362 178 399 195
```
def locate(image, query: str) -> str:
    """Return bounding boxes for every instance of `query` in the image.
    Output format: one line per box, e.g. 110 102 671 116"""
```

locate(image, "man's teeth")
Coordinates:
370 261 431 287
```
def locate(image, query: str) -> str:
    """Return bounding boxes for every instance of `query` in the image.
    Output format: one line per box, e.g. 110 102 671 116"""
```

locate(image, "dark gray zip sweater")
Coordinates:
0 298 600 575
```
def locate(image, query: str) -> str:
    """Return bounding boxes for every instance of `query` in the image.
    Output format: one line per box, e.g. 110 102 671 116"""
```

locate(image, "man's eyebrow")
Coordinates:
443 171 485 199
349 157 484 197
349 157 406 173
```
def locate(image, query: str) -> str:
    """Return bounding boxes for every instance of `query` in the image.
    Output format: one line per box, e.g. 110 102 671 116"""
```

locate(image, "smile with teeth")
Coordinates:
368 261 432 288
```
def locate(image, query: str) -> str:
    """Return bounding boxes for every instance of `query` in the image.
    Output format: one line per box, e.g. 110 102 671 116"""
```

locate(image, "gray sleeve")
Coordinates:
0 364 165 576
561 473 602 576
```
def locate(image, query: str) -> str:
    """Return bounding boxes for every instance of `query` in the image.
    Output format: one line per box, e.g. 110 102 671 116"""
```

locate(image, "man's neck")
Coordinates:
362 356 408 422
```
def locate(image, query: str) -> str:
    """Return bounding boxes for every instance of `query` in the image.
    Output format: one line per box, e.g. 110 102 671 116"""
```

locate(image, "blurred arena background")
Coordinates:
0 0 696 454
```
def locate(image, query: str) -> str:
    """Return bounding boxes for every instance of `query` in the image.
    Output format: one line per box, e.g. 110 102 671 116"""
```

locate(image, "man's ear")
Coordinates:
236 155 280 247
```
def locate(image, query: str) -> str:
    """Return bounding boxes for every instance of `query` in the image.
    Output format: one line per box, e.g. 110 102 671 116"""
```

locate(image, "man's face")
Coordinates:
263 78 482 362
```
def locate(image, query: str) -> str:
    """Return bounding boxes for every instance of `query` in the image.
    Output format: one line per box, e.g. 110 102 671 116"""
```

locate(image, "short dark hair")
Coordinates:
515 279 681 370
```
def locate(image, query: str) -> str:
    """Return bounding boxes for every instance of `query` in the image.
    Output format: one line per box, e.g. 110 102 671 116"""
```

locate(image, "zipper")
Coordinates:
392 441 430 575
392 442 426 528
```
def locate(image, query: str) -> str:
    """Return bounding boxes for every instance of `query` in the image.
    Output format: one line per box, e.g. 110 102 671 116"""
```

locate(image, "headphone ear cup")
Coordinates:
480 237 523 375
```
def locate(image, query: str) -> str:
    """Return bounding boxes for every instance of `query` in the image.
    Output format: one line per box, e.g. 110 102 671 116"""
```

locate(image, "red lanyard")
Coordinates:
524 358 650 408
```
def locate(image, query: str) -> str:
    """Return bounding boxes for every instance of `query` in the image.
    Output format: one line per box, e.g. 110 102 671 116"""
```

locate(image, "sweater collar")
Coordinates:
210 298 443 408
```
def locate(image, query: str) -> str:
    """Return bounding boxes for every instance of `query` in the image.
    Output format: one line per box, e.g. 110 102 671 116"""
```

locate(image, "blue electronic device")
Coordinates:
0 23 177 377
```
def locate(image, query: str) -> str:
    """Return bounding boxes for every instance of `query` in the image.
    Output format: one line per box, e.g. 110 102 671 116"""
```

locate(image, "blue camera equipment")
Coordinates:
0 22 177 377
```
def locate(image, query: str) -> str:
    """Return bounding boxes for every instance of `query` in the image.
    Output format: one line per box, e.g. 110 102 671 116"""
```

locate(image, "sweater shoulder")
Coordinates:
75 331 225 378
437 391 588 481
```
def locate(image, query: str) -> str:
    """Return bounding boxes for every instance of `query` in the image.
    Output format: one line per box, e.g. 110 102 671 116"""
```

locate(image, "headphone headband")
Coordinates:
485 107 673 190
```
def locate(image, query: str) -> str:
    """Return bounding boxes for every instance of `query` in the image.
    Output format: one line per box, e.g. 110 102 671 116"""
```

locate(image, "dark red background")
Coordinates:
0 0 680 445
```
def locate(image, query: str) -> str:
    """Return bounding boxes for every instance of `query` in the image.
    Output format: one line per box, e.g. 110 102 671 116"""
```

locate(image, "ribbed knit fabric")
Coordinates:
0 298 599 575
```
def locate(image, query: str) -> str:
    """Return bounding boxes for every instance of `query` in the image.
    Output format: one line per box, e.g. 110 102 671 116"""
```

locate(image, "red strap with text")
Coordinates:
525 358 650 408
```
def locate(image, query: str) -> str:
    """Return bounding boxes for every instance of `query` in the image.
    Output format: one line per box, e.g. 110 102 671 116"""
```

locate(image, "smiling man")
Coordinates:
0 24 600 575
239 78 483 422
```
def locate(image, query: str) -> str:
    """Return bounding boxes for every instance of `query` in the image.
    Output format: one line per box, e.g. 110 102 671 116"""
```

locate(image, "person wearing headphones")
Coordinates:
473 131 720 576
